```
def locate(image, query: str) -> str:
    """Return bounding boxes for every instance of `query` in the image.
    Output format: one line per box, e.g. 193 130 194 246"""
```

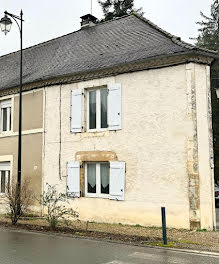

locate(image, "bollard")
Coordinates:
161 207 167 245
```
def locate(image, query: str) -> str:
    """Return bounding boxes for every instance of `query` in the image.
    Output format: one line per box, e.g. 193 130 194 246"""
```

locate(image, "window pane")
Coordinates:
101 89 108 128
1 171 6 193
100 163 109 194
9 107 11 131
89 91 96 129
2 108 7 131
7 171 10 191
87 164 96 193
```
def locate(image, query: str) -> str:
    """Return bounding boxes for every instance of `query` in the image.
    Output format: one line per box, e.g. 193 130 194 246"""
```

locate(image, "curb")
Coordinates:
1 226 219 258
143 245 219 258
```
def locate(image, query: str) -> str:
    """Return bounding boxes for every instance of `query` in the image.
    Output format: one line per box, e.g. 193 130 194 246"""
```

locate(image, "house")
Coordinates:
0 14 218 230
0 88 43 212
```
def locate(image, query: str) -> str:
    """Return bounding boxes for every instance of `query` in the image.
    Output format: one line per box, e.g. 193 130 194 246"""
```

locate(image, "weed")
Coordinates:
196 229 207 232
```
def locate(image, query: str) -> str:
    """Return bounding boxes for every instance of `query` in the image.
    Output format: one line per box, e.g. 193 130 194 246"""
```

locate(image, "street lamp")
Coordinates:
0 15 12 35
0 10 23 192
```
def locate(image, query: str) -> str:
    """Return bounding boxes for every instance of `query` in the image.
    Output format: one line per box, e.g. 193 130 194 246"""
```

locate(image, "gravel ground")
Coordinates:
1 216 219 252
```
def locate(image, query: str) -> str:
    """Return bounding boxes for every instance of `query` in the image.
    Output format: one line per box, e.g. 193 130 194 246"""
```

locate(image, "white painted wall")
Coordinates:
43 63 214 229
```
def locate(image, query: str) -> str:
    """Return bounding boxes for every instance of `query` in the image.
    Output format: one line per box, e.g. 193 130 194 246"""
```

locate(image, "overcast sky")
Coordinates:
0 0 213 56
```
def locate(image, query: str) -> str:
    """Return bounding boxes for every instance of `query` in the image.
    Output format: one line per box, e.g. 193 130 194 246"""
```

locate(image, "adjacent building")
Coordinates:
0 14 218 229
0 88 43 212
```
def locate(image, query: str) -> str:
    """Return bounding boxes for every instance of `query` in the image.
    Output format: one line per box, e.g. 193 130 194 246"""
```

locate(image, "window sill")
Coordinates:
85 194 110 199
86 128 108 133
0 131 12 137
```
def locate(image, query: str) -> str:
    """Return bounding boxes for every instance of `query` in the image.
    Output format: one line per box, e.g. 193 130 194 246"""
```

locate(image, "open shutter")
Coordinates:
108 83 122 130
71 89 83 133
67 161 80 197
109 161 125 201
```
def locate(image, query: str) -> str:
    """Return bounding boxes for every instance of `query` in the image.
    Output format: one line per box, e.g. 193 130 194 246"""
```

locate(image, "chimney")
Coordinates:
80 14 97 29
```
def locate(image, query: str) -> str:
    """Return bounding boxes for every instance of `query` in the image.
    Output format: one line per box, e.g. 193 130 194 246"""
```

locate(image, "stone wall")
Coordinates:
43 64 214 229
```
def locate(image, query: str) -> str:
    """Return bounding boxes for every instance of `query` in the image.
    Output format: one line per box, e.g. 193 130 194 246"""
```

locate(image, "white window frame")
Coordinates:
0 162 11 195
0 100 12 133
85 162 110 198
86 88 108 132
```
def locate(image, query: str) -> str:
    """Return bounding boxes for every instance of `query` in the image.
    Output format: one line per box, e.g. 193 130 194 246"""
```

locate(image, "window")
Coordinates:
87 88 108 131
67 160 125 200
0 100 12 132
71 84 121 133
0 162 10 194
85 162 109 198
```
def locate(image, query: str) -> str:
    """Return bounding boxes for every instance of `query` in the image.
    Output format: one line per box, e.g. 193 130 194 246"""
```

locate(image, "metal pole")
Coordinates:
17 9 23 192
161 207 167 245
91 0 93 15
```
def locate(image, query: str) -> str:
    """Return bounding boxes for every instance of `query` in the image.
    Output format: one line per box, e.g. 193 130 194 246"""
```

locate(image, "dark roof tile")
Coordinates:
0 14 217 91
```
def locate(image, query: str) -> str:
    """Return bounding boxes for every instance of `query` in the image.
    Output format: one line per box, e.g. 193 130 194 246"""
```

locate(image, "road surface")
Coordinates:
0 228 218 264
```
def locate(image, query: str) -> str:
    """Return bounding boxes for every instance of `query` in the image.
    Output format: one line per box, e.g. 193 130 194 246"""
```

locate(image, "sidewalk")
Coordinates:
0 215 219 253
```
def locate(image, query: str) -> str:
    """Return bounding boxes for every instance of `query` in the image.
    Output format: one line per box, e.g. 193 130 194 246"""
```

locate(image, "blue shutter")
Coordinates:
71 89 83 133
109 161 125 201
108 83 122 130
67 161 80 197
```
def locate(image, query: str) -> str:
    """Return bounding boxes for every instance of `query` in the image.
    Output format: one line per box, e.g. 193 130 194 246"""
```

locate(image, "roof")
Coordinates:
0 14 218 91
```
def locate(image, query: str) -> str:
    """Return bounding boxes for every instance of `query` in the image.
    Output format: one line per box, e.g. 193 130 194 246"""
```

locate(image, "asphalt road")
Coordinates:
0 228 218 264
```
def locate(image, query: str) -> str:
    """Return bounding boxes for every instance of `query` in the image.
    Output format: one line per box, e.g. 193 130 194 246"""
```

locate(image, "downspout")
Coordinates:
41 86 46 216
59 84 62 180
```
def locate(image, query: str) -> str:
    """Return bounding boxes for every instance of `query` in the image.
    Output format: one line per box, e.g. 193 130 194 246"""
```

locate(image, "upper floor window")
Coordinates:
71 83 122 133
0 162 10 194
0 100 11 133
87 88 108 131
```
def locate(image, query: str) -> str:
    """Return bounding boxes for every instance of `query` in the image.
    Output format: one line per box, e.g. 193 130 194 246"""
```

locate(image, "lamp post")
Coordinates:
0 10 23 192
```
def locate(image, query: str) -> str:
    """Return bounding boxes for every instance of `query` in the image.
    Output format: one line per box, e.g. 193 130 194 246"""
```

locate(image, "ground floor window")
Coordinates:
0 162 10 194
67 160 125 200
85 162 109 198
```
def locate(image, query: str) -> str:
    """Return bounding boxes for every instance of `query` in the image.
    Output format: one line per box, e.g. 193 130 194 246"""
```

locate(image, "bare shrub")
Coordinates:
40 184 79 229
6 179 34 225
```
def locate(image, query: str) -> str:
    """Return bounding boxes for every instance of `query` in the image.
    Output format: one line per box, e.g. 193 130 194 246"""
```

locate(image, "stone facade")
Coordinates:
43 63 215 230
